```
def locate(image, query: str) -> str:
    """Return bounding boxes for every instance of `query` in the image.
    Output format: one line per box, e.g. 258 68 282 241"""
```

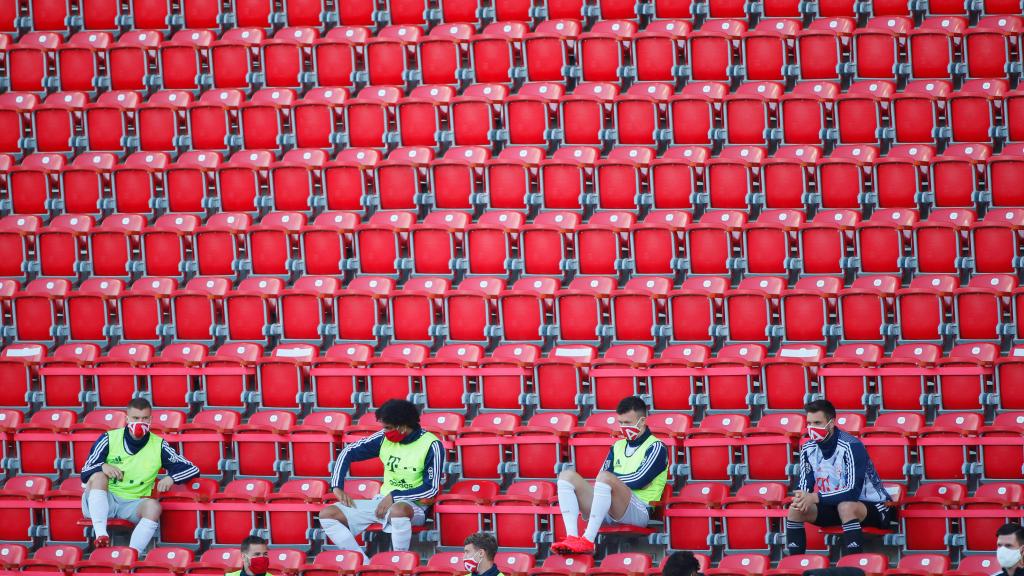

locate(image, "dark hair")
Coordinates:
804 399 836 421
127 397 152 412
377 399 421 429
662 551 701 576
240 535 268 553
464 532 498 561
997 523 1024 545
616 396 649 417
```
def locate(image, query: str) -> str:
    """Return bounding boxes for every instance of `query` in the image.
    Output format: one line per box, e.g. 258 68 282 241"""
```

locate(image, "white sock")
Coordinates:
129 518 159 553
583 482 613 542
87 490 110 538
390 517 412 551
321 518 368 562
557 479 581 538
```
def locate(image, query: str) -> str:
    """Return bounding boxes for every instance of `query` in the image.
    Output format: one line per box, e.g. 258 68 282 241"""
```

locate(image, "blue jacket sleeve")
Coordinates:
81 432 111 483
161 440 200 483
614 441 668 491
818 441 868 505
798 444 815 493
389 440 444 503
331 431 385 489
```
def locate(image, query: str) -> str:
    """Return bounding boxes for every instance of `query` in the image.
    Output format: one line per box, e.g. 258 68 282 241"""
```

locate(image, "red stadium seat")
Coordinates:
430 146 491 210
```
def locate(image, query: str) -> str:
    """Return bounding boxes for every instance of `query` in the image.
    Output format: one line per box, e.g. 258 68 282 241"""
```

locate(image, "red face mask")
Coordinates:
619 418 644 441
463 558 479 573
807 423 831 442
127 422 150 439
247 556 270 575
384 428 407 443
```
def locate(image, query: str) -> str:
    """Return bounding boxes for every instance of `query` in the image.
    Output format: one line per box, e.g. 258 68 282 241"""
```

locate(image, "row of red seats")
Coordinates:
3 205 1023 282
6 14 1022 97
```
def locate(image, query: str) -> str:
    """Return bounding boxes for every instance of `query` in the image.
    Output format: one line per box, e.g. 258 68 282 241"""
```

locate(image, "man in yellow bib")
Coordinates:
550 396 667 555
225 535 271 576
462 532 503 576
80 398 199 551
319 399 444 562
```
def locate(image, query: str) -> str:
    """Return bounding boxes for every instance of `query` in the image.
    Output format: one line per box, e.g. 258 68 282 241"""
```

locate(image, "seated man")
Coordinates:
227 535 271 576
319 399 444 562
550 395 668 555
81 397 200 551
462 532 502 576
786 399 893 555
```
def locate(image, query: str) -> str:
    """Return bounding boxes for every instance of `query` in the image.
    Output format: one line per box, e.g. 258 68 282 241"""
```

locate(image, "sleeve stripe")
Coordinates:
393 441 443 502
162 440 200 482
616 442 665 483
331 430 385 487
82 433 109 473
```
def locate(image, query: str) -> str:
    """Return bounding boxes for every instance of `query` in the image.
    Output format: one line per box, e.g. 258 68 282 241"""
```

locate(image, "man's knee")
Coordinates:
595 471 619 485
558 469 582 483
138 499 161 520
837 501 865 520
319 506 347 525
389 502 414 519
87 473 109 489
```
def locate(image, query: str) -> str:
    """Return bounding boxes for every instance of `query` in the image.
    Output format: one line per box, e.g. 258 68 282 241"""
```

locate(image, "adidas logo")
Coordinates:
846 542 861 549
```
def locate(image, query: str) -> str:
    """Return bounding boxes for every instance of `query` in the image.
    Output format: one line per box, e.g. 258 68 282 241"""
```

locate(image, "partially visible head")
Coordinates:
126 397 152 438
804 399 837 442
463 532 497 573
662 551 702 576
616 396 649 440
240 535 269 574
997 523 1024 569
377 399 421 441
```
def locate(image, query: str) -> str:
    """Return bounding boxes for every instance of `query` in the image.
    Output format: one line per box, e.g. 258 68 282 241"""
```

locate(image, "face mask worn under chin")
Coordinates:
463 557 480 573
384 428 407 443
247 556 270 575
807 424 830 442
998 546 1023 569
127 421 150 439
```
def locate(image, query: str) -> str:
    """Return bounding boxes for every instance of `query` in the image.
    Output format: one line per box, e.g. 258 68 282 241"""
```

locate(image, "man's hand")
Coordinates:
333 488 354 507
791 490 808 512
375 493 394 519
157 476 174 493
101 463 124 481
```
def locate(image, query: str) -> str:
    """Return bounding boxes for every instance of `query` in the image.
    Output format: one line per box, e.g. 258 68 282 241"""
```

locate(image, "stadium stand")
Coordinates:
1 0 1023 572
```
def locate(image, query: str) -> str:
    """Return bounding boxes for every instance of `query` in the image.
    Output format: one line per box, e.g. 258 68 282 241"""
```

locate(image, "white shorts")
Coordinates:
606 492 651 527
82 489 143 522
332 495 426 537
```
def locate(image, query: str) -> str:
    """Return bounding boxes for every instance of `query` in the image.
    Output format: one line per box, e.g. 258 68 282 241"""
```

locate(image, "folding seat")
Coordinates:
663 482 729 553
796 209 858 275
0 343 45 411
949 556 1002 576
28 478 85 543
860 412 923 480
707 553 773 573
38 343 101 409
323 148 383 212
817 145 879 209
837 274 898 351
32 92 87 154
12 278 70 343
995 344 1024 412
689 20 747 82
240 88 297 150
964 16 1023 82
740 19 800 83
851 17 912 81
141 221 195 288
573 212 634 275
780 81 839 146
972 208 1024 277
394 85 454 148
929 144 989 208
743 210 805 275
112 152 171 215
229 409 296 478
641 344 708 412
55 32 110 93
10 153 65 216
531 345 597 413
439 278 503 346
496 277 558 343
854 209 917 275
665 278 725 348
210 28 266 90
685 211 747 275
468 21 527 85
961 482 1023 551
516 211 578 277
559 82 619 145
186 89 243 152
521 20 579 84
706 146 767 210
911 208 975 274
502 83 563 149
0 92 38 154
192 213 249 278
209 478 273 545
200 343 263 411
412 24 470 87
565 412 622 479
359 552 423 576
344 86 402 149
88 215 144 278
144 343 207 409
721 83 781 148
988 145 1024 206
269 150 327 212
297 212 357 277
292 88 348 151
388 277 450 343
365 25 422 87
915 412 982 482
612 84 672 148
0 215 39 280
260 27 319 89
407 211 467 277
276 277 339 344
892 81 951 145
454 411 520 479
451 83 511 147
309 344 372 411
363 343 430 408
978 412 1024 480
106 31 161 92
7 32 60 94
704 344 767 412
761 345 824 411
577 20 638 84
836 81 894 146
415 552 469 576
412 344 480 410
607 277 671 345
22 545 84 572
948 79 1007 145
311 26 369 90
626 210 689 277
896 274 959 342
64 278 124 343
187 548 244 574
553 277 613 344
426 146 489 211
223 277 282 343
765 555 830 576
0 544 29 571
587 344 653 410
288 411 350 477
350 211 414 276
375 147 435 211
468 151 531 211
301 551 365 576
118 277 177 343
871 144 934 210
216 151 273 214
156 31 213 93
904 17 965 81
88 344 151 410
795 17 854 81
683 414 749 481
0 474 50 543
898 482 965 552
954 275 1016 343
780 277 841 344
13 408 75 476
334 276 394 344
134 91 192 154
835 555 889 576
